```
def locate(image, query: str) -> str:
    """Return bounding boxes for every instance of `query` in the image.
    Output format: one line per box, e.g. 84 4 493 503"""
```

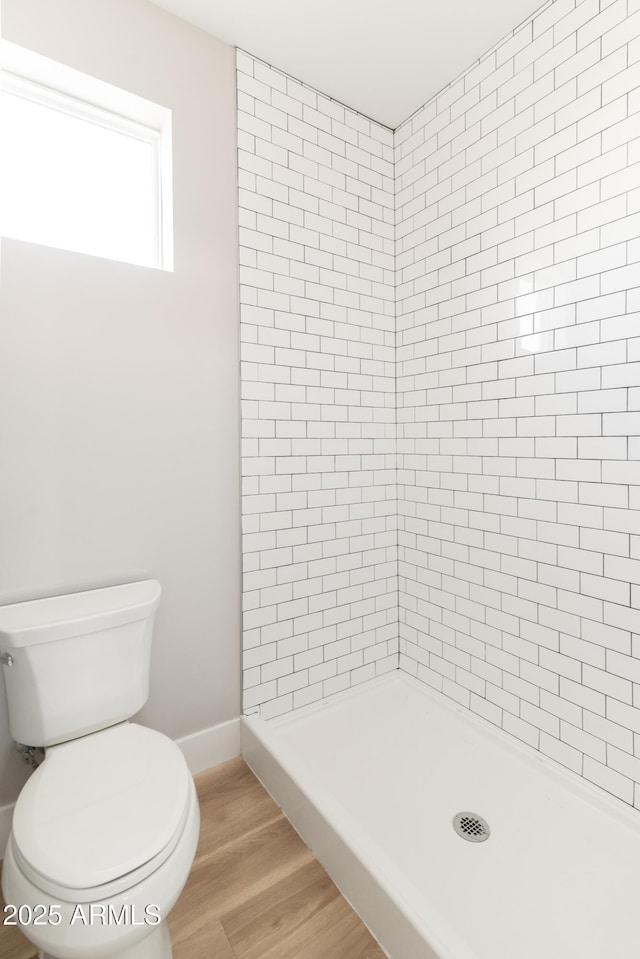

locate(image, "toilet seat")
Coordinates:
11 723 191 902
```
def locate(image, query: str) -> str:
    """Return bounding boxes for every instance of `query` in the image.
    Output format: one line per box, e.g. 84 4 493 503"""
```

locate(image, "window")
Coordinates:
0 42 173 270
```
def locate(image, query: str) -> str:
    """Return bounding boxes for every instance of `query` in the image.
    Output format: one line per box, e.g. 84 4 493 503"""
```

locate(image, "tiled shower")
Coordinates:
239 0 640 809
238 57 399 714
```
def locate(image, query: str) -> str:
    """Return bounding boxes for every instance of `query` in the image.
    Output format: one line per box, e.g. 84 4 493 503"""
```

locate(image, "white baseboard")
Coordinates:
176 717 241 775
0 718 241 857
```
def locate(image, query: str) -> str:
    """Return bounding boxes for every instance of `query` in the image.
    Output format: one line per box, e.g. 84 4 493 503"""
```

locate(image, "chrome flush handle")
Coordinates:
0 651 14 667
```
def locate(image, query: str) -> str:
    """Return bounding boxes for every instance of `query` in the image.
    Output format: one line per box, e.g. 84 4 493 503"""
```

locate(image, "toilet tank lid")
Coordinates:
0 580 161 648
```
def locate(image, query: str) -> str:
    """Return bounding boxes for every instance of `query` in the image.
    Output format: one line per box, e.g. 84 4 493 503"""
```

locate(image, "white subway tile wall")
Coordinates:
238 52 398 719
396 0 640 807
239 0 640 809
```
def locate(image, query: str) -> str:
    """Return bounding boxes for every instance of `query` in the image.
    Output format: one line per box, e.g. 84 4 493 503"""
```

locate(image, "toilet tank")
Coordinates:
0 580 161 747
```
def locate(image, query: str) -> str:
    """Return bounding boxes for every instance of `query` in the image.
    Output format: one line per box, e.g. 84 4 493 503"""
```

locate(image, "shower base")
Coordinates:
242 672 640 959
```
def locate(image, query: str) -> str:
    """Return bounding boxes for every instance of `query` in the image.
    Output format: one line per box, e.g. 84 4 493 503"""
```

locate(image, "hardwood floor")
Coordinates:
0 758 386 959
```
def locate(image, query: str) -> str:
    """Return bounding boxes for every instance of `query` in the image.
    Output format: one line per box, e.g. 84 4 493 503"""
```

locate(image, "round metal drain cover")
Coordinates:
453 812 490 843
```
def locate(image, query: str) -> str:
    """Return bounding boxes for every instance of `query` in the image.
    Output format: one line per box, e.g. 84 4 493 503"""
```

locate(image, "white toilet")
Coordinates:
0 580 200 959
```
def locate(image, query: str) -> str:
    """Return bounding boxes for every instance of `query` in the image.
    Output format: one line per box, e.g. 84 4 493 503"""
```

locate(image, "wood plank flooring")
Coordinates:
1 757 386 959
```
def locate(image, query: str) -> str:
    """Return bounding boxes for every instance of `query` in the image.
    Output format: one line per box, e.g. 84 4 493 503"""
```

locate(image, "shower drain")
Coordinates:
453 812 490 843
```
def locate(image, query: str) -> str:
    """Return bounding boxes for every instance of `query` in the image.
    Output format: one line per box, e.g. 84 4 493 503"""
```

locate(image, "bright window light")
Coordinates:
0 43 173 271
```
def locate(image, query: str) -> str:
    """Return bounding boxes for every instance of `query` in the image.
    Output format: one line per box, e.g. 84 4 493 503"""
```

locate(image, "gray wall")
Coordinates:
0 0 240 807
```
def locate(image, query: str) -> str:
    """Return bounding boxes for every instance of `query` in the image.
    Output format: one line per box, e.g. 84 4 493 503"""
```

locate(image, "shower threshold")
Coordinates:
242 672 640 959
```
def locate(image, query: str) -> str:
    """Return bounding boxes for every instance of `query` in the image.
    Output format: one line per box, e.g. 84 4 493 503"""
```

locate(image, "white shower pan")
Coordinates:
242 672 640 959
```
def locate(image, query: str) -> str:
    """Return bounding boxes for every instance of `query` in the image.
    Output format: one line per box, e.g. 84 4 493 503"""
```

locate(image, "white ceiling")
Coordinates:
148 0 543 128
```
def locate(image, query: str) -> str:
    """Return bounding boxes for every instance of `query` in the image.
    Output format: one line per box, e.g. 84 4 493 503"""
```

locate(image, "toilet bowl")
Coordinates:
2 723 200 959
0 581 200 959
